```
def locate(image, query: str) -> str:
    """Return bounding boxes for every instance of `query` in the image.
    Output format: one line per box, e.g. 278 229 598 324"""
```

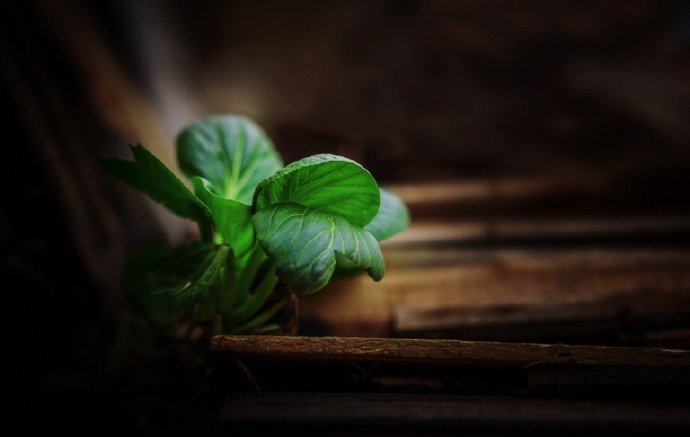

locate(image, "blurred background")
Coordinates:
3 0 690 431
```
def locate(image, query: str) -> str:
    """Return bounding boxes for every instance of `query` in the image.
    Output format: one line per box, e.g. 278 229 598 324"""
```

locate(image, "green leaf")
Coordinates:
192 177 255 257
122 242 229 330
364 188 410 240
254 154 380 227
253 203 384 295
333 188 409 275
176 115 283 203
101 144 211 228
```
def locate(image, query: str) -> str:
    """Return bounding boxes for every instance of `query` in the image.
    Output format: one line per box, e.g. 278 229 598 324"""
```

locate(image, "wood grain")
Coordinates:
212 335 690 367
300 247 690 344
219 393 690 433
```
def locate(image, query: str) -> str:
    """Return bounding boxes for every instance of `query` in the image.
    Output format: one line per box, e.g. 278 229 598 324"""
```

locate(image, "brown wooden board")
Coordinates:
212 335 690 367
300 247 690 346
218 393 690 435
212 335 690 399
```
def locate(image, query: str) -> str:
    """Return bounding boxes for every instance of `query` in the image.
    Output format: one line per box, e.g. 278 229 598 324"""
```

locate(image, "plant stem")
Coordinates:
233 294 289 334
231 263 278 325
218 250 237 323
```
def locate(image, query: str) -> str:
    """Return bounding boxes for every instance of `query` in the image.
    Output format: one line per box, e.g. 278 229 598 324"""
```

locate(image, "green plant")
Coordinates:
103 116 409 336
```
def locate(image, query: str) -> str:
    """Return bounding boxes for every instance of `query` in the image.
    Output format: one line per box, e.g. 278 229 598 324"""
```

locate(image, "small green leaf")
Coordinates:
253 203 384 295
122 242 229 330
176 116 283 203
193 177 255 257
101 144 211 228
364 188 410 240
254 154 380 228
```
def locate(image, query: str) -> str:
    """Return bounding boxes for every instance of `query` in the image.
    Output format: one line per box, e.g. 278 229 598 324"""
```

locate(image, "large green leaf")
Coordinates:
176 116 283 203
101 144 211 227
364 188 410 240
192 177 255 257
253 203 384 295
122 242 229 330
254 154 380 227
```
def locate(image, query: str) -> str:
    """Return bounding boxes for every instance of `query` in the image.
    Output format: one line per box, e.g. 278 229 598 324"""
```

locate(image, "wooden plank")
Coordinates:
383 217 690 247
212 335 690 367
300 248 690 341
528 366 690 394
212 336 690 397
219 393 690 433
394 292 690 346
388 178 556 205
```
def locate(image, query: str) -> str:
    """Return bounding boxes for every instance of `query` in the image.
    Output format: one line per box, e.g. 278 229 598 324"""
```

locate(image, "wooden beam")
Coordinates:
212 335 690 367
219 393 690 433
300 248 690 342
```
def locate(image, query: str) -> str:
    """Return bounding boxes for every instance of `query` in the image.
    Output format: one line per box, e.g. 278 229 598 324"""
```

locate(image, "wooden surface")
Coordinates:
219 393 690 435
212 335 690 399
214 335 690 433
299 203 690 346
212 335 690 367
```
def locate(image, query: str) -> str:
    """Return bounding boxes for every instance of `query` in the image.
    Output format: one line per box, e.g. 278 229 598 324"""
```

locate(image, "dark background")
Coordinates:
3 0 690 432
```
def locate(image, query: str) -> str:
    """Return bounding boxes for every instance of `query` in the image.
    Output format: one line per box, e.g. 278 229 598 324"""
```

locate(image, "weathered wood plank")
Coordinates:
212 337 690 397
383 217 690 247
219 393 690 433
394 291 690 346
300 248 690 342
212 335 690 367
528 366 690 394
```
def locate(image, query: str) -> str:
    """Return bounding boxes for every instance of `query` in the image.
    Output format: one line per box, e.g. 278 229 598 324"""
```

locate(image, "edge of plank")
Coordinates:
211 335 690 367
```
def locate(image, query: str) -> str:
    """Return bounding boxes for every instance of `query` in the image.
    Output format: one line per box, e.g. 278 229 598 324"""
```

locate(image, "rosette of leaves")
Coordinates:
102 116 409 336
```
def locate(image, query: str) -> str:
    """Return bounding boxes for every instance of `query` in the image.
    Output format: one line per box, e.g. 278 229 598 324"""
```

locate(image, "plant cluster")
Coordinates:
103 116 409 335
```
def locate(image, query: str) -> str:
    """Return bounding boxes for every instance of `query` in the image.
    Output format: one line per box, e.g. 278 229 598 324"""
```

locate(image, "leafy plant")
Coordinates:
103 116 409 336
